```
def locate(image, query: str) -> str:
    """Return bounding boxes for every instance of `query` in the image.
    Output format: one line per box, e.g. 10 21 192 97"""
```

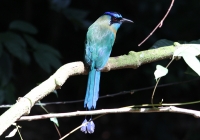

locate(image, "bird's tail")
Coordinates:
84 69 101 110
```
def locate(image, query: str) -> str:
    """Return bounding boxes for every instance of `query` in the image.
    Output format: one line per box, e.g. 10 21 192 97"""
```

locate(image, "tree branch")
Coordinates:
0 45 175 135
18 106 200 121
138 0 174 46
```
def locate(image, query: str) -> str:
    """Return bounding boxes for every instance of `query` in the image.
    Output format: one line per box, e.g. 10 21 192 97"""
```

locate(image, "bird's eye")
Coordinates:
112 17 117 21
110 16 120 25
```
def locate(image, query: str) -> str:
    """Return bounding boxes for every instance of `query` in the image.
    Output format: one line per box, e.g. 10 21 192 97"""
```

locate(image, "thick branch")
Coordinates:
106 45 175 70
0 45 175 135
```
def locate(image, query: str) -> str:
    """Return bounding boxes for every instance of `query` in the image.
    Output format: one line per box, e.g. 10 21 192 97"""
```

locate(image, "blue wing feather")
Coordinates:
84 15 116 109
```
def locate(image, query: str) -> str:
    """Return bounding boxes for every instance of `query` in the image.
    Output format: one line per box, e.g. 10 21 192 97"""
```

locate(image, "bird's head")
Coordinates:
102 11 133 30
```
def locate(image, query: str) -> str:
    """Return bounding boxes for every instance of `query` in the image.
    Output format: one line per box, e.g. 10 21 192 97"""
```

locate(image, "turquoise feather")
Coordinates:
84 12 133 110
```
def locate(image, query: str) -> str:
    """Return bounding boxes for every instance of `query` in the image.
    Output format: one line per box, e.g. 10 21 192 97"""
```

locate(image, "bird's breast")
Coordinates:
84 24 116 69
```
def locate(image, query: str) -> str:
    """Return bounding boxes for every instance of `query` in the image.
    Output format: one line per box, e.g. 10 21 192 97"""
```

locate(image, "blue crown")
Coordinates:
104 12 122 18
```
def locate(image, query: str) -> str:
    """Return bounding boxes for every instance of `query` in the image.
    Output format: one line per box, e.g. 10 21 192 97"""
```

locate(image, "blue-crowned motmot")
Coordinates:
81 11 133 134
84 12 133 110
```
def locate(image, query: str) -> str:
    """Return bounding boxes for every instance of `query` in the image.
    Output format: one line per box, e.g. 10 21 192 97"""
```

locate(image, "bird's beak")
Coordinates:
121 18 133 23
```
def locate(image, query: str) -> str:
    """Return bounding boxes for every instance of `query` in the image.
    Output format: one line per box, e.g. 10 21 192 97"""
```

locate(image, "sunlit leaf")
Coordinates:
50 117 59 127
182 53 200 76
173 44 200 57
154 65 168 81
173 44 200 76
5 128 18 138
9 20 38 34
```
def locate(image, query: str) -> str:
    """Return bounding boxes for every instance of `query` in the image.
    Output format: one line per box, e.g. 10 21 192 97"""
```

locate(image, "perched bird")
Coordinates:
84 12 133 110
81 11 133 134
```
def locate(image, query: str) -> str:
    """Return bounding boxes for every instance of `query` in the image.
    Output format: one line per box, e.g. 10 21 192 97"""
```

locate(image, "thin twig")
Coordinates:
151 58 175 105
151 78 161 105
54 123 61 138
0 45 178 136
16 124 23 140
0 77 198 108
38 101 61 138
18 105 200 121
138 0 174 46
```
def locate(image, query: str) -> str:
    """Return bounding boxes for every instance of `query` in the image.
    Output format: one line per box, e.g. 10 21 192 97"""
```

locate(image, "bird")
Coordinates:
84 12 133 110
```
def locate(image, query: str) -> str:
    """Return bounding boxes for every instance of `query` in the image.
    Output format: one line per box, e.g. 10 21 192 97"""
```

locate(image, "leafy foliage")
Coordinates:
151 39 174 49
0 52 12 87
0 20 62 104
9 20 38 34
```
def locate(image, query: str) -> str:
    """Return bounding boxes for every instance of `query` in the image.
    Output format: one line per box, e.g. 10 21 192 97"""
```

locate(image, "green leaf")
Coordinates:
23 34 38 49
44 52 62 69
9 20 38 34
50 117 59 127
182 54 200 76
0 43 3 57
52 90 58 98
24 36 61 57
33 43 62 73
154 65 168 81
0 90 5 104
34 51 61 73
4 83 16 104
35 43 61 58
151 39 174 49
0 52 12 86
50 0 71 11
63 8 89 20
62 8 91 29
0 32 26 48
4 42 30 64
34 51 51 73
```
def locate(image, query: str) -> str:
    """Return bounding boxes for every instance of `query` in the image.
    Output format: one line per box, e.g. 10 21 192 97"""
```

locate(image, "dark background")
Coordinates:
1 0 200 139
